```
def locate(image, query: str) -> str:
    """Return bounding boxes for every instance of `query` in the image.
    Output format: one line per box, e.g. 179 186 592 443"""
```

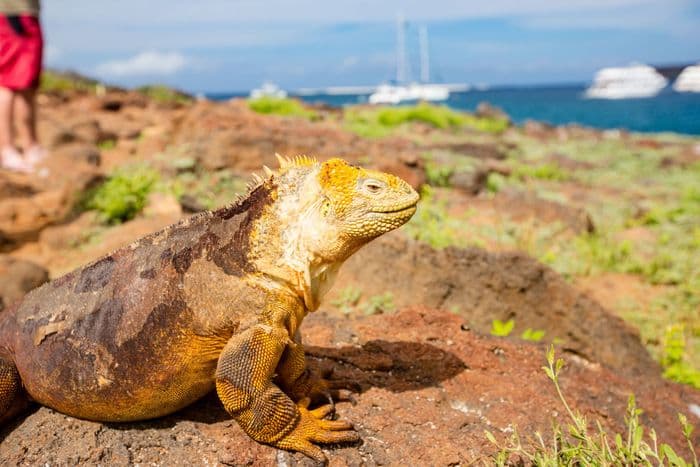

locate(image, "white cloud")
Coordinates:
95 51 187 77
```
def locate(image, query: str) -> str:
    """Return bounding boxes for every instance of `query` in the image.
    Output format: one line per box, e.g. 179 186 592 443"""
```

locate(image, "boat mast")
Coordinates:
396 13 407 84
419 26 429 83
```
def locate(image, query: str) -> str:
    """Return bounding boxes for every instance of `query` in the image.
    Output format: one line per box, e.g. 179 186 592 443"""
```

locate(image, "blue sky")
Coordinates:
42 1 700 93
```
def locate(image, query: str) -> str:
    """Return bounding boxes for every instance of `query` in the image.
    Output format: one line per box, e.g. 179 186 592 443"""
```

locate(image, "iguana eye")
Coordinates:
362 179 384 194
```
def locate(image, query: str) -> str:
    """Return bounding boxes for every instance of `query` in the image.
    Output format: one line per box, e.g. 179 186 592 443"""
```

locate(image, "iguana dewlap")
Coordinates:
0 156 419 463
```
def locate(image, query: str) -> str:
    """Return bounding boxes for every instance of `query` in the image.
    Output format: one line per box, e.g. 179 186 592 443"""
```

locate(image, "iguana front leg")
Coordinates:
215 324 359 463
276 331 352 406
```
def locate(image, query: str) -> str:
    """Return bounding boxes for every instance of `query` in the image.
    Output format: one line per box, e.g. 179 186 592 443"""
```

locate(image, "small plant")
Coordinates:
424 162 453 187
362 292 395 315
97 139 117 151
485 346 698 465
521 328 546 342
83 165 159 224
661 324 700 389
331 286 362 314
486 172 507 193
491 319 515 337
248 97 316 119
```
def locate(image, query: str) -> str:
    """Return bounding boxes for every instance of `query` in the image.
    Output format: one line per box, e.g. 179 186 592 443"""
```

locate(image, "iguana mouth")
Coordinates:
371 200 419 214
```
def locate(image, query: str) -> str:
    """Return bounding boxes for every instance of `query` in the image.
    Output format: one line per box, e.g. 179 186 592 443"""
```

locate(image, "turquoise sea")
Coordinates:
209 85 700 136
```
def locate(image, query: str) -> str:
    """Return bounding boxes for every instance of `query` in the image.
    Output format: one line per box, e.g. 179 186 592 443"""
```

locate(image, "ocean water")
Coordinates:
293 86 700 136
208 86 700 136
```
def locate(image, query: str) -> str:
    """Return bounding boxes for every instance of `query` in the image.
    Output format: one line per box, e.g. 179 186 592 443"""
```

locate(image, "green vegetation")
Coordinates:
406 131 700 388
662 325 700 389
486 347 697 466
331 286 363 315
247 97 316 119
362 292 396 315
521 328 546 342
344 102 509 138
136 85 192 104
83 165 159 224
403 186 466 249
512 162 569 182
97 139 117 151
424 161 454 187
41 70 99 93
490 319 515 337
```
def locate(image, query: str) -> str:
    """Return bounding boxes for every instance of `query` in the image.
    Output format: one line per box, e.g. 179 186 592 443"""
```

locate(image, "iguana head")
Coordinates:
316 158 419 245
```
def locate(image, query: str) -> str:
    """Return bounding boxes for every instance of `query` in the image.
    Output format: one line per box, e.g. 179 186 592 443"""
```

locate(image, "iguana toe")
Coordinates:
276 398 360 464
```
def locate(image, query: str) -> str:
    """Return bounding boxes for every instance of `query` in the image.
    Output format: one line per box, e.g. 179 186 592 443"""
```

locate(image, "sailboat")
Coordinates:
369 18 450 104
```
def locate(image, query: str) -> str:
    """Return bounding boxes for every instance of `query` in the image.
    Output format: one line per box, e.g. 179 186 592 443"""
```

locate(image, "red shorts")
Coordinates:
0 15 43 90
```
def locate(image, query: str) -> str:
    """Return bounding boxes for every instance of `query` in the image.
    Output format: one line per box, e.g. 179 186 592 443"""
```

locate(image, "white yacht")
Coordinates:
673 64 700 93
585 64 668 99
369 19 450 105
249 82 287 99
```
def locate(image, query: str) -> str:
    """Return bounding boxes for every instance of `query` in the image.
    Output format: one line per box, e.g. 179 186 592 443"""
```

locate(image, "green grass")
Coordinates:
486 347 698 466
247 97 316 119
136 85 192 104
343 102 509 138
82 165 160 224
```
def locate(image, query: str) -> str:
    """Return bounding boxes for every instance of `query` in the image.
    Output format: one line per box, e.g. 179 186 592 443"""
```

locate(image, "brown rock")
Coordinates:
0 255 48 310
170 100 426 188
336 232 652 377
52 143 101 166
475 101 511 125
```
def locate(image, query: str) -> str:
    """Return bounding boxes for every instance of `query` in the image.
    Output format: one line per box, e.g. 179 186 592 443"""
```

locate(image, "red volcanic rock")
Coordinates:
1 308 696 465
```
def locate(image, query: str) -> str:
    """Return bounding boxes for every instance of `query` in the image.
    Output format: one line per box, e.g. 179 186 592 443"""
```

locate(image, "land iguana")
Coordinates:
0 156 419 463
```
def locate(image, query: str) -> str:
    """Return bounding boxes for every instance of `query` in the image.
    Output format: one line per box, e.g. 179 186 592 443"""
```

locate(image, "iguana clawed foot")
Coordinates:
276 397 360 465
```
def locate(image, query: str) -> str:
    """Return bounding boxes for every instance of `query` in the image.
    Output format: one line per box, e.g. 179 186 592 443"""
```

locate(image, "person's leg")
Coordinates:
14 87 38 150
0 86 14 152
0 86 32 172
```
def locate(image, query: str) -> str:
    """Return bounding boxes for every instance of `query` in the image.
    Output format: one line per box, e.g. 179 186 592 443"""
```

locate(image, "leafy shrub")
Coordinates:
84 166 159 223
248 97 316 119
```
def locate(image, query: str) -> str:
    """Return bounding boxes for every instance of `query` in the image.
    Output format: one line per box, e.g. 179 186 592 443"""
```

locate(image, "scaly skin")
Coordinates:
0 156 419 463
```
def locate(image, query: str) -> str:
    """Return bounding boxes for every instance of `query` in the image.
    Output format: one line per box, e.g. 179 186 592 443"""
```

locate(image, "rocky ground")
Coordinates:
0 77 699 465
2 308 698 465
